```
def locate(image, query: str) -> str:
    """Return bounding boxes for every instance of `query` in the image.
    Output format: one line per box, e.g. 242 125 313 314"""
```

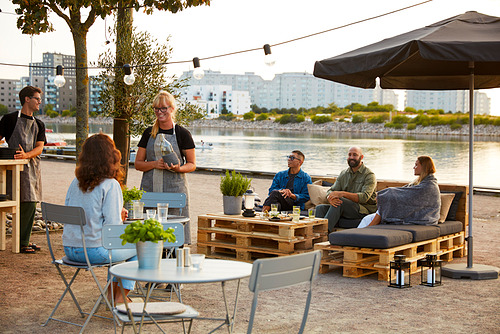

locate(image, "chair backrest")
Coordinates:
247 250 322 334
41 202 89 263
141 192 186 210
102 222 185 250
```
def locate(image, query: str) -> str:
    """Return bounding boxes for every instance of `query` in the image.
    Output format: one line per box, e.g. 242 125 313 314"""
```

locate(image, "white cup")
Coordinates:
146 209 156 220
157 203 169 223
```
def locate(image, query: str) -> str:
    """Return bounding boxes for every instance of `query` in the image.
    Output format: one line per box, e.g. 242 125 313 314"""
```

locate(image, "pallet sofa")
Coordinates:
309 177 468 281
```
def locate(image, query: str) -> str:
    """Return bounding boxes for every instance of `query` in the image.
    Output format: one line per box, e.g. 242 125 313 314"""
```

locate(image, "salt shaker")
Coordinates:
176 248 184 267
183 247 191 267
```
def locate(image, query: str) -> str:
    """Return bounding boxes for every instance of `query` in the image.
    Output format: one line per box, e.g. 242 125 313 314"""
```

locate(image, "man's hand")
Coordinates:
14 145 28 159
327 192 343 207
279 189 296 200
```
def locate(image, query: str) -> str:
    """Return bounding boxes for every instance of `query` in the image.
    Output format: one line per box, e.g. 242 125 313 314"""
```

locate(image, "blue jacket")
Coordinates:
268 169 312 210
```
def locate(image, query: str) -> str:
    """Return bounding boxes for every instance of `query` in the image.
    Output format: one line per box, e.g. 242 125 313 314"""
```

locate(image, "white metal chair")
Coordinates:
247 250 322 334
141 192 186 216
41 202 116 333
102 223 198 333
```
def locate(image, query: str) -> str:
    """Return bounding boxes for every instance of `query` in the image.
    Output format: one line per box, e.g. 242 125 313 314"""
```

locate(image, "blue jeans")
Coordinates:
64 246 137 290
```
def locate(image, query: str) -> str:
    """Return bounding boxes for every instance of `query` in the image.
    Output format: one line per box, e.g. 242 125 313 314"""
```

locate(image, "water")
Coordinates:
44 123 500 188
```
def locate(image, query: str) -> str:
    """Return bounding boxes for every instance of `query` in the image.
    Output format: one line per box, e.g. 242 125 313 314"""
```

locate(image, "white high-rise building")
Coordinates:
180 70 399 110
182 85 251 118
405 90 490 114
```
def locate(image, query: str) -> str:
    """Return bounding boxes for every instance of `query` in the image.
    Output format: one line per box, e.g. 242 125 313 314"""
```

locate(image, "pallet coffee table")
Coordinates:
197 213 328 262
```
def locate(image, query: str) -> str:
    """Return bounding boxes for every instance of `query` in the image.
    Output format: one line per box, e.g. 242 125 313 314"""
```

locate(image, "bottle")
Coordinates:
158 133 173 155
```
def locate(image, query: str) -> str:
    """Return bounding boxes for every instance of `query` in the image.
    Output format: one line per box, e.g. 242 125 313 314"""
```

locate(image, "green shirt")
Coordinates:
327 163 377 214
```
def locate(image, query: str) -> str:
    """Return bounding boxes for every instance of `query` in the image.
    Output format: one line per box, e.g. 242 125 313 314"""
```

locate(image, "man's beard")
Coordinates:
348 158 360 168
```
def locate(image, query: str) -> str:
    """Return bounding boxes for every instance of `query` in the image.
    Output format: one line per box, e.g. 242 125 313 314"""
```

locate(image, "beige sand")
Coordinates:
0 160 498 333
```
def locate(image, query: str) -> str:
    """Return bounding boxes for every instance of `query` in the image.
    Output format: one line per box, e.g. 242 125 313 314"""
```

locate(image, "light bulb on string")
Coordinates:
123 64 135 85
54 65 66 88
192 57 205 80
263 44 276 66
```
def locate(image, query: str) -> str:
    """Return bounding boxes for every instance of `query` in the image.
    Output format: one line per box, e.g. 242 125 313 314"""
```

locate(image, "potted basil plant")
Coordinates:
122 186 145 218
120 219 176 269
220 170 252 215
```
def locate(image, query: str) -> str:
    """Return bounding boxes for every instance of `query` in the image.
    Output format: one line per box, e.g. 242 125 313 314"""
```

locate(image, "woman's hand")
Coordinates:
166 162 181 172
121 207 128 221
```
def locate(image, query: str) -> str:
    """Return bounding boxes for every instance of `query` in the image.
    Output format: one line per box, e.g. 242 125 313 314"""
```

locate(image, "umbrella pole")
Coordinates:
467 62 474 268
442 62 499 279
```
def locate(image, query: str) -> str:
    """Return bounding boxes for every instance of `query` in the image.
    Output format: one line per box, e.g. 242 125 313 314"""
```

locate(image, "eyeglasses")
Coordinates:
287 155 301 161
154 107 171 113
30 96 42 102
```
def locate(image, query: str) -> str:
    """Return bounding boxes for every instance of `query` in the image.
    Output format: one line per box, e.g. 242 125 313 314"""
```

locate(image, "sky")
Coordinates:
1 0 500 114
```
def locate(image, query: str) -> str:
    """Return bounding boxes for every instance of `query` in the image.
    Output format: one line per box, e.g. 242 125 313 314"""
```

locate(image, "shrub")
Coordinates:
311 115 332 124
392 115 410 124
351 114 365 123
256 113 268 121
218 113 235 121
450 123 462 130
276 114 305 124
407 123 416 130
243 111 255 120
367 115 385 124
220 170 252 197
46 110 59 118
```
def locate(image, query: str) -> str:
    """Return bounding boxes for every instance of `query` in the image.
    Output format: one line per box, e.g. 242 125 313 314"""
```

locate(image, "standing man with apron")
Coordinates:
0 86 46 253
135 91 196 244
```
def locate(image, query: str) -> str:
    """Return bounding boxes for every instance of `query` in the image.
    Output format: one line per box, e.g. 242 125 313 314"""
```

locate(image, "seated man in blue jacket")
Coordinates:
262 150 312 212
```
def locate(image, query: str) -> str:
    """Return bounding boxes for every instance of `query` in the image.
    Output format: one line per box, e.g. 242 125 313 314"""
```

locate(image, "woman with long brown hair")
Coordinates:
358 156 440 228
62 133 136 303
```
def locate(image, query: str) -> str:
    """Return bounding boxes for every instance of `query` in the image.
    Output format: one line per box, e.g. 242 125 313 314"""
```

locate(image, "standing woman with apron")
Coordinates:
135 91 196 244
0 86 46 253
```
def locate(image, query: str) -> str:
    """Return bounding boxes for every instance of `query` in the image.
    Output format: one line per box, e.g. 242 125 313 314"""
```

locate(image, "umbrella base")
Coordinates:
442 263 499 280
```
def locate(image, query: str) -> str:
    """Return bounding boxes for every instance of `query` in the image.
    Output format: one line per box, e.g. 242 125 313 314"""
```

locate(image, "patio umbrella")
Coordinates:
314 11 500 279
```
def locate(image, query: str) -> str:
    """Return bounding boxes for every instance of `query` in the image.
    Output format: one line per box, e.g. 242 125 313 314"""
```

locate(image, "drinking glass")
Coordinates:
146 209 156 220
270 204 278 212
292 206 301 222
132 200 144 219
157 203 169 223
308 208 316 219
191 254 205 269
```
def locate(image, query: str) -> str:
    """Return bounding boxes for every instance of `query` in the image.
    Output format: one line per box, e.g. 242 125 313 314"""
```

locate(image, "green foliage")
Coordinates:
450 123 462 130
122 186 144 205
276 114 305 124
220 170 252 197
46 110 59 118
345 101 394 112
367 115 386 124
493 118 500 126
175 102 205 126
120 219 176 245
406 123 417 130
256 113 269 121
0 104 8 116
243 111 255 120
404 107 417 113
43 104 55 114
311 115 332 124
384 122 404 129
218 113 236 121
351 114 365 123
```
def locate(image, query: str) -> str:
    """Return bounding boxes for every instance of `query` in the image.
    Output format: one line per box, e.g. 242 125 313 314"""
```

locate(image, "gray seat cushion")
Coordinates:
370 224 440 242
337 218 362 229
437 220 463 236
329 228 413 249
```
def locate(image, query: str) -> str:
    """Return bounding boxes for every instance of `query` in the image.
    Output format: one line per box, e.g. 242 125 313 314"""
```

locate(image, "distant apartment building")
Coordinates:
182 85 251 118
405 90 491 115
180 70 399 110
0 79 20 113
30 52 77 78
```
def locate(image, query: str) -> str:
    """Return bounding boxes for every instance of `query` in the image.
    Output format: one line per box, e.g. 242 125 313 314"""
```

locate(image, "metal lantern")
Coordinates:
419 253 442 287
242 189 257 217
389 255 411 288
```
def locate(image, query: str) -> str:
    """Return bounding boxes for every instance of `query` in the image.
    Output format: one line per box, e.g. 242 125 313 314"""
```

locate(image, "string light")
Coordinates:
123 64 135 85
192 57 205 80
0 1 432 78
263 44 275 66
54 65 66 87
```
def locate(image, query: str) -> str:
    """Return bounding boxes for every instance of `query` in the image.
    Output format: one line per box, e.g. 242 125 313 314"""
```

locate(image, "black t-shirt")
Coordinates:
0 111 46 144
286 171 298 191
138 124 195 160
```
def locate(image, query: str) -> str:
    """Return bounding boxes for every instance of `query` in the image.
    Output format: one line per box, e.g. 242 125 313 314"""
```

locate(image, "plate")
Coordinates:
268 216 293 222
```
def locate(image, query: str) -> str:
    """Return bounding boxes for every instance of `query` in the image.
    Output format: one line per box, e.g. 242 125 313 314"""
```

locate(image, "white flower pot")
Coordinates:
136 240 163 269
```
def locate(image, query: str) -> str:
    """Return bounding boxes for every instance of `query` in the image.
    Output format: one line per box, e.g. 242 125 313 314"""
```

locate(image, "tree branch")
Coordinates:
46 2 71 27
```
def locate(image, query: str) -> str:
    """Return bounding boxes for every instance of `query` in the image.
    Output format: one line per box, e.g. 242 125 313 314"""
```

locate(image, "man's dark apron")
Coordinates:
7 112 42 202
140 125 191 244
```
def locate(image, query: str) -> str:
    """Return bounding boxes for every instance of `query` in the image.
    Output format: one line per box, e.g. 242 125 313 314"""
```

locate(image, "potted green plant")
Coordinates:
220 170 252 215
122 186 145 217
120 219 176 269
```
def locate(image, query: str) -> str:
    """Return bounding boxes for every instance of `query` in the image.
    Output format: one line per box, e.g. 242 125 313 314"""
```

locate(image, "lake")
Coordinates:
44 123 500 188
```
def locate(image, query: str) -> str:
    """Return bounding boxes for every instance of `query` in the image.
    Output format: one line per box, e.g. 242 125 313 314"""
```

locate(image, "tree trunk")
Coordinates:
71 25 89 161
114 3 134 183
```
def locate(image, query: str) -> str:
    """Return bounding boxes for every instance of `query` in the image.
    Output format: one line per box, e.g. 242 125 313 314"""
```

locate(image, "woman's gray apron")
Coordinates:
140 125 191 244
7 112 42 202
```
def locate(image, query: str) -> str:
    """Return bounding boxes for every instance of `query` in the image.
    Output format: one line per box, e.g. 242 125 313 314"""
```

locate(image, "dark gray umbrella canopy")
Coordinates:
314 11 500 90
314 11 500 278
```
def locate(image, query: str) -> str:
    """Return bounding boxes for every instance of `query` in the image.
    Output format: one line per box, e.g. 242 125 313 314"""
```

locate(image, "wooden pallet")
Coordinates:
197 213 328 261
314 231 466 281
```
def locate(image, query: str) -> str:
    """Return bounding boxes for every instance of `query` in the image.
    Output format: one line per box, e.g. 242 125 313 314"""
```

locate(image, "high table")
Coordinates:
110 258 252 333
0 159 28 253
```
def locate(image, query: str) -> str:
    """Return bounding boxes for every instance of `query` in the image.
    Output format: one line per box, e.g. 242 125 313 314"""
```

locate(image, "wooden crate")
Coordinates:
314 231 466 281
197 213 328 262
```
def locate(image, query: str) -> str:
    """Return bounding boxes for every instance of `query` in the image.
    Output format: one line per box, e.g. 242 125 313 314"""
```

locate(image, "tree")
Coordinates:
13 0 209 159
98 27 204 180
0 104 8 116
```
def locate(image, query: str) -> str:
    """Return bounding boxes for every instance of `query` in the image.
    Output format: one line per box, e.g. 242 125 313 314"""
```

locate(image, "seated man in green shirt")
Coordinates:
316 146 377 232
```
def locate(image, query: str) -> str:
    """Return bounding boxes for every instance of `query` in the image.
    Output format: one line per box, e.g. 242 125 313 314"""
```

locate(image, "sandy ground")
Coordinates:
0 159 499 334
